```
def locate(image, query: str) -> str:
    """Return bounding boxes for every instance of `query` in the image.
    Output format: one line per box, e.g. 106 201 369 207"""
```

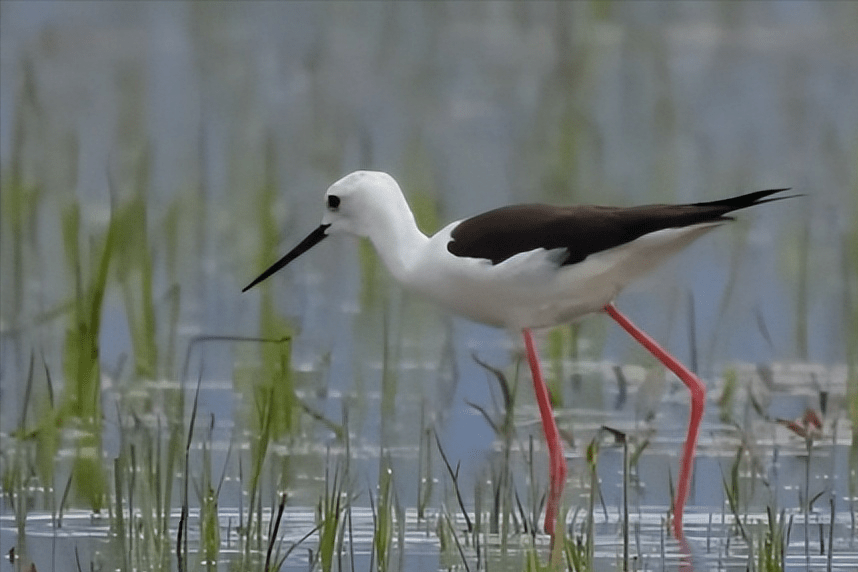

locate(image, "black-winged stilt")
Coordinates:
243 170 792 541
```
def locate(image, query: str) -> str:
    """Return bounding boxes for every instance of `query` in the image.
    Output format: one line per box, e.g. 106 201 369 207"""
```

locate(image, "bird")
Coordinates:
243 170 792 541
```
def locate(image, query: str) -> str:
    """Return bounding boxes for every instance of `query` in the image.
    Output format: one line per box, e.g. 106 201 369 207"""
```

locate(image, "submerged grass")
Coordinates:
0 57 43 337
115 192 159 380
567 436 599 571
60 197 117 512
416 403 434 520
547 327 567 408
109 411 174 572
2 353 38 570
196 418 221 567
754 506 788 572
317 460 346 572
370 452 404 572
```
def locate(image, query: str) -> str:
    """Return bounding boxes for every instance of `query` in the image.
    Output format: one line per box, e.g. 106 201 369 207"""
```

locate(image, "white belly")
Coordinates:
404 223 722 330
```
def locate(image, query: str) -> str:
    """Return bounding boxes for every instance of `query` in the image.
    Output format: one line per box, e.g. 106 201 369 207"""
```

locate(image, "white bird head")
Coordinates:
321 170 407 238
243 170 412 291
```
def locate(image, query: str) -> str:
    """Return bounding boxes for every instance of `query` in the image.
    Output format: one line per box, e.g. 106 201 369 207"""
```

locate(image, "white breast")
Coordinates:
403 222 723 330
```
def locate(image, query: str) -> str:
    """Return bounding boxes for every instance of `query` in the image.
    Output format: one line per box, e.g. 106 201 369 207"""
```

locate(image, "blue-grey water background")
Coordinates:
1 1 856 571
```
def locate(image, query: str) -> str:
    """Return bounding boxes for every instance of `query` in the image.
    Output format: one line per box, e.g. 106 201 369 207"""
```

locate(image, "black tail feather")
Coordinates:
692 188 799 213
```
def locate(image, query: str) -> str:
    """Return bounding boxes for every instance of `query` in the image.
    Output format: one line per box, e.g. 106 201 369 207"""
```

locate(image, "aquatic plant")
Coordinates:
317 461 346 572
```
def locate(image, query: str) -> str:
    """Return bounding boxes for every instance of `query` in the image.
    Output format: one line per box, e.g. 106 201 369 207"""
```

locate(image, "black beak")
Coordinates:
242 224 330 292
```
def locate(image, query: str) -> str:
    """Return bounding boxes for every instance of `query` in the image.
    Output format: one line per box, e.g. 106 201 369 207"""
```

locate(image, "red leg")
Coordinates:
522 328 568 537
603 303 705 541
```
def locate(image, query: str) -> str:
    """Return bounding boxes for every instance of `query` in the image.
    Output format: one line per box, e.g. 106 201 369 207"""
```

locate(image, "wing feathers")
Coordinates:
447 188 793 266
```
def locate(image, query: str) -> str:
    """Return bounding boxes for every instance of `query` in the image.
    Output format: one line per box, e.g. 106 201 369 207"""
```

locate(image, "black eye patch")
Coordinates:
327 195 340 211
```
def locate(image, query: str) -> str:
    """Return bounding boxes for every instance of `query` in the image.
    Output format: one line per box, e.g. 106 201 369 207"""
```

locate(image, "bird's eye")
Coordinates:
327 195 340 211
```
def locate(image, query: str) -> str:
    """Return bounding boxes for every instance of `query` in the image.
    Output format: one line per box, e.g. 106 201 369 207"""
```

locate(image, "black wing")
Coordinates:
447 189 792 266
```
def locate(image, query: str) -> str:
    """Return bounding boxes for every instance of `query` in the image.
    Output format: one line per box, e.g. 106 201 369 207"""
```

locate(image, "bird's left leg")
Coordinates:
603 303 705 541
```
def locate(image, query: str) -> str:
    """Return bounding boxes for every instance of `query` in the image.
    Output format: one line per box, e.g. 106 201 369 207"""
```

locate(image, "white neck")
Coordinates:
365 200 429 287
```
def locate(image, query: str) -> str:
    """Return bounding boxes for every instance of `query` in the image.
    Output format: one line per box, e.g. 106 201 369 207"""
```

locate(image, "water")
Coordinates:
1 2 856 571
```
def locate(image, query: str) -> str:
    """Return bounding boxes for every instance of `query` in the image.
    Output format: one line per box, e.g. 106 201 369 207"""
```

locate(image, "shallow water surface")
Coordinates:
1 2 856 571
